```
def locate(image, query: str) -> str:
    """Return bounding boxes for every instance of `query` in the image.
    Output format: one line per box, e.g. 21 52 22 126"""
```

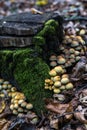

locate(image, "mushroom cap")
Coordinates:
53 76 61 82
50 61 57 67
54 81 61 87
26 103 33 110
79 29 86 35
60 85 65 90
75 56 81 61
8 84 12 89
61 78 69 85
66 83 74 90
71 41 79 47
53 88 61 94
11 87 17 92
3 81 9 85
2 84 8 89
54 66 63 74
62 74 69 78
69 48 75 54
45 79 51 84
18 99 24 105
49 70 57 77
14 103 19 109
0 79 4 84
21 102 27 107
49 55 57 61
13 109 18 115
18 107 24 112
10 104 14 110
57 57 66 65
75 51 80 56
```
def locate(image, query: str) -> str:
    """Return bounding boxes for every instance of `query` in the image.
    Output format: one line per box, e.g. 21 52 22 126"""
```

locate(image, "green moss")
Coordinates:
37 25 56 37
0 48 52 114
0 50 13 78
45 19 59 29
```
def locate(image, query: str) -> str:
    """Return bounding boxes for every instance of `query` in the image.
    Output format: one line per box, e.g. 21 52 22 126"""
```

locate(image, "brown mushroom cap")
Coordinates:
49 55 57 61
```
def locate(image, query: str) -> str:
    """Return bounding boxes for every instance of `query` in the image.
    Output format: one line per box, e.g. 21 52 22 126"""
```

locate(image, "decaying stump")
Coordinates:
0 12 63 50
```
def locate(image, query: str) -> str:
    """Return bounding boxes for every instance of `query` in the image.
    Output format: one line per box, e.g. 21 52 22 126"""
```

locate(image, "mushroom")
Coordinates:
62 74 69 78
21 102 27 108
13 109 18 115
53 76 61 82
75 56 81 61
53 88 61 94
69 48 75 54
71 41 79 47
79 29 86 35
0 79 4 84
2 84 8 89
57 57 66 65
65 83 74 90
8 84 12 89
26 103 33 110
18 107 24 113
49 70 57 77
49 55 57 61
61 78 69 85
11 87 17 92
50 61 57 67
3 81 9 85
54 66 63 74
54 81 61 87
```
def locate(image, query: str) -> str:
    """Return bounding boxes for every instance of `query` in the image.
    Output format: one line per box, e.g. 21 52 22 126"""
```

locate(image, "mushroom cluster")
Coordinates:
0 78 33 116
49 35 86 68
44 66 74 94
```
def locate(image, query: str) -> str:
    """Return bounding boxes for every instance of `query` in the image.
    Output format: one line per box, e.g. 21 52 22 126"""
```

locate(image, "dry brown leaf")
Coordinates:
0 119 11 130
45 99 73 115
74 106 87 124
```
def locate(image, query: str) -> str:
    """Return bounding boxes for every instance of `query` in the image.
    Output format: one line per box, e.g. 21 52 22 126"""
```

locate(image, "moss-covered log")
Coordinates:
0 48 52 114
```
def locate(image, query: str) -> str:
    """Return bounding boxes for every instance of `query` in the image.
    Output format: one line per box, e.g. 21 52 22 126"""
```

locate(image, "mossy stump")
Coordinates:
0 12 63 114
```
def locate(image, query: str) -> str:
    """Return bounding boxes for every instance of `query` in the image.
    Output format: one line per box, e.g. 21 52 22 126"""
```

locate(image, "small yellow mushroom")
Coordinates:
18 99 24 105
53 76 61 82
13 109 18 115
54 81 61 87
2 84 8 89
53 88 61 94
60 85 66 90
49 70 57 77
69 48 75 54
76 56 81 61
26 103 33 110
54 66 63 74
11 87 17 92
45 79 50 84
18 107 24 113
8 84 12 89
57 57 66 65
79 29 86 35
61 78 69 85
62 74 69 78
49 55 57 61
71 41 79 47
10 104 14 110
21 102 27 107
66 83 74 90
14 103 19 109
50 61 57 67
0 79 4 84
